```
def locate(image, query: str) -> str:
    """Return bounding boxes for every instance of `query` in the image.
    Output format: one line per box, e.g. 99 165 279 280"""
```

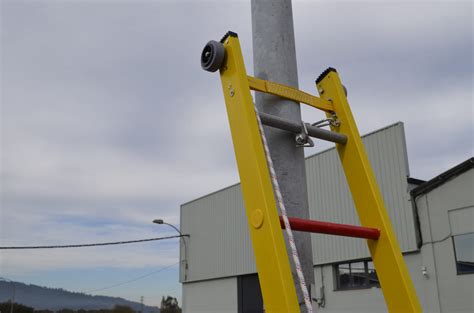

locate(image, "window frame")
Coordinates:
333 259 380 291
452 232 474 275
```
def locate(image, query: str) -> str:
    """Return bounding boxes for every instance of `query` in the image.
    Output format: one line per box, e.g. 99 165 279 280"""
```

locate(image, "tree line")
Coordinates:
0 296 181 313
0 303 139 313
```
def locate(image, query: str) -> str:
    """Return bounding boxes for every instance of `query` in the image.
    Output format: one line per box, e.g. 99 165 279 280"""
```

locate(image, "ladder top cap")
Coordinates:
316 67 338 84
220 31 238 43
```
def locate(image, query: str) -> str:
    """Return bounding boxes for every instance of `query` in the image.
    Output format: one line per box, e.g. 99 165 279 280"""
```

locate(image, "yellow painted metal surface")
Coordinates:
248 75 334 112
218 34 301 312
316 70 422 313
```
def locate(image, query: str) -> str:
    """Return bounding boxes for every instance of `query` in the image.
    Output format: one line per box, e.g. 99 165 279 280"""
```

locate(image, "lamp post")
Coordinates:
152 219 189 280
0 277 16 313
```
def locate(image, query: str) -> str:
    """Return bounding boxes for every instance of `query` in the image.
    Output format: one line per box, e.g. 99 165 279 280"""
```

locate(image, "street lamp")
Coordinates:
152 219 189 280
0 277 16 313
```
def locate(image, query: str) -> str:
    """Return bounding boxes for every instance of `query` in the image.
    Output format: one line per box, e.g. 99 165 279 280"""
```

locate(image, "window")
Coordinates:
334 259 380 290
453 233 474 274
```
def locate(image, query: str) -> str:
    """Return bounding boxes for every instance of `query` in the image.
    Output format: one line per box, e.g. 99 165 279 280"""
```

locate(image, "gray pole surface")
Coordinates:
251 0 314 311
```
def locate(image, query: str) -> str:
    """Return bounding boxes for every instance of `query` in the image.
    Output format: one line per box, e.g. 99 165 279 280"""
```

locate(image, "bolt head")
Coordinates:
295 134 305 145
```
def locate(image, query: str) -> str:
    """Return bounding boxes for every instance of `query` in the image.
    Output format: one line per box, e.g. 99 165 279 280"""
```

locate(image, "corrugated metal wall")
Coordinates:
181 184 257 282
180 122 418 282
307 122 417 264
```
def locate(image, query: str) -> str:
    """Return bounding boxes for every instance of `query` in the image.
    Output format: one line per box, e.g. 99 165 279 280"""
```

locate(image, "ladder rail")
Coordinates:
216 32 302 312
316 68 422 313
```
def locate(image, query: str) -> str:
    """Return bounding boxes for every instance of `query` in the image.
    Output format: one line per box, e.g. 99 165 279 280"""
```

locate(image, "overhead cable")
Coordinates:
85 262 180 293
0 235 184 250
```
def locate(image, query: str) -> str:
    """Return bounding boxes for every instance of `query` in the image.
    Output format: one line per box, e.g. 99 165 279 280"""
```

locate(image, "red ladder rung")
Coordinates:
279 216 380 240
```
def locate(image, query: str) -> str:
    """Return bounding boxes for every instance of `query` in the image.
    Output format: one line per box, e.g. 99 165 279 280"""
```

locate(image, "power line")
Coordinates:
85 262 180 293
0 235 184 250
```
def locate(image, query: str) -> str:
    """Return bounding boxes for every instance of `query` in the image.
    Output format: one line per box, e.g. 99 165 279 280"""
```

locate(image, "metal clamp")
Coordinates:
295 122 314 147
311 113 340 128
329 113 341 127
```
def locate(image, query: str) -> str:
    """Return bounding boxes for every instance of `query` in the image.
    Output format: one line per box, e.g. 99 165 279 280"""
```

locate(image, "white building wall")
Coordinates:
180 183 256 283
310 167 474 313
180 114 473 313
182 277 238 313
180 123 417 282
415 169 474 313
312 253 426 313
181 252 443 313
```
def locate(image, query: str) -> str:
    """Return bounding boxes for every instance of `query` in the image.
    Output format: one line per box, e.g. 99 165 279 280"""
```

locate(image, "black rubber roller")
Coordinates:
201 40 225 72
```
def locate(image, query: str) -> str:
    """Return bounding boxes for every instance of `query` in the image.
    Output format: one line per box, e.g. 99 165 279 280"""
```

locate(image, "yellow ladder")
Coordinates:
200 31 422 313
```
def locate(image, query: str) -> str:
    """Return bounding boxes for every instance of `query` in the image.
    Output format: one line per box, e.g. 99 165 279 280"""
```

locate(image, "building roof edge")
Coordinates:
410 158 474 198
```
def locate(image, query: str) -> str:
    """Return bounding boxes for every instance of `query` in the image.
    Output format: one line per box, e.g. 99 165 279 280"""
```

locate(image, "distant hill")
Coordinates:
0 281 160 312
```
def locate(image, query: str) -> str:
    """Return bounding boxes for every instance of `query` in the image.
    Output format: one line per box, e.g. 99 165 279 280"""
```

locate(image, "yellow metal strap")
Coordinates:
248 75 334 112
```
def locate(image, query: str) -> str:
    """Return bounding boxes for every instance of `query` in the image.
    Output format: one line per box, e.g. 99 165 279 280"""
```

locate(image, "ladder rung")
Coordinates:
248 75 334 112
279 216 380 240
259 112 347 144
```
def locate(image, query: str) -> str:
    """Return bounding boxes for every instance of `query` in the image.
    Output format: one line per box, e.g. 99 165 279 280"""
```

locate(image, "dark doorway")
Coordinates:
238 274 264 313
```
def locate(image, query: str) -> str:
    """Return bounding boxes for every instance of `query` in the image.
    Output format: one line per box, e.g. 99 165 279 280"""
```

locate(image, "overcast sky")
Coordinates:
1 0 472 307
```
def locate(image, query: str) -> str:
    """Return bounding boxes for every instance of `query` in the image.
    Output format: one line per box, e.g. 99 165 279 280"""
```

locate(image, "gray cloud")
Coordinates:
1 0 472 281
293 1 473 178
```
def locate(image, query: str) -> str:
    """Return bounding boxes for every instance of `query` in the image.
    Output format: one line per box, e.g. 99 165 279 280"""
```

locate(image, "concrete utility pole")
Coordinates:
251 0 314 311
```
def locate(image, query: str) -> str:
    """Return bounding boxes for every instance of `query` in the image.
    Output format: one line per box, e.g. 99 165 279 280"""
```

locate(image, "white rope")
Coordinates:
253 104 313 313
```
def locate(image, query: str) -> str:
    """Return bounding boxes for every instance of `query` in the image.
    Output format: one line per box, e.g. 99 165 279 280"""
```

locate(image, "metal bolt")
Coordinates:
295 134 305 145
318 88 324 94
